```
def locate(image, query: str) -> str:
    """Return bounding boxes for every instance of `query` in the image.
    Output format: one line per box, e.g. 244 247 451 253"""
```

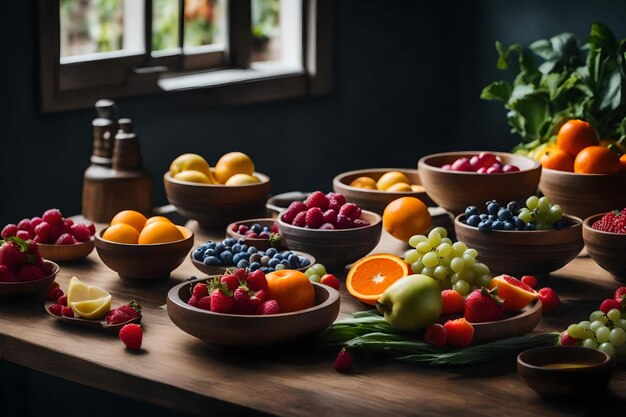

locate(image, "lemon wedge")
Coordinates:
66 276 112 319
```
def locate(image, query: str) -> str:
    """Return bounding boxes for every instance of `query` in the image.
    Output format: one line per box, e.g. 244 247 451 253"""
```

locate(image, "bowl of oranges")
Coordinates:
163 152 271 229
537 120 626 220
94 210 194 282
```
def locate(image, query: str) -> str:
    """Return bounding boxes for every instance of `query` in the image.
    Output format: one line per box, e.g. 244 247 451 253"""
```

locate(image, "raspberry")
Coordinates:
246 269 268 291
292 211 307 228
119 324 142 350
220 274 239 292
425 323 447 347
521 275 538 289
87 223 96 236
599 298 621 314
559 330 578 346
441 289 465 315
210 289 234 313
34 222 52 242
61 306 75 318
232 287 256 315
29 217 43 235
237 225 249 234
55 233 76 245
48 223 65 242
48 304 63 316
187 295 200 307
63 218 74 233
27 241 39 254
70 224 91 242
106 301 142 325
339 203 362 220
16 230 31 241
327 193 347 212
0 241 27 268
287 201 307 213
323 209 337 225
352 219 370 228
18 265 45 282
41 262 54 276
443 318 474 347
335 214 354 229
1 224 18 238
305 191 330 211
0 265 18 282
42 209 63 225
256 299 280 315
614 287 626 302
319 223 335 230
333 348 352 372
198 296 212 310
537 287 560 313
271 223 279 234
305 207 324 229
57 295 68 306
282 204 306 224
320 274 340 290
47 287 64 301
17 219 30 231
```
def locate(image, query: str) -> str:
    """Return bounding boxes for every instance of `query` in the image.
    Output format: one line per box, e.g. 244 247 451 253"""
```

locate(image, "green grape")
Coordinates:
537 196 551 214
582 339 598 349
609 328 626 346
578 321 591 330
471 263 490 277
590 320 604 332
598 342 616 358
409 234 427 248
421 266 435 278
600 314 609 324
416 242 432 253
439 277 452 290
476 274 492 288
431 227 448 238
534 221 549 230
439 257 451 267
440 237 453 245
275 264 286 271
518 208 533 223
450 257 465 273
616 319 626 330
547 205 563 223
596 326 610 343
411 260 424 274
427 230 442 247
434 265 449 280
567 324 585 339
436 243 452 258
453 280 470 295
450 273 461 285
422 252 439 268
311 263 327 276
526 195 539 210
589 311 605 322
457 269 474 284
464 248 478 258
304 268 314 277
607 308 622 322
452 242 467 256
462 254 476 268
404 249 421 264
308 274 321 282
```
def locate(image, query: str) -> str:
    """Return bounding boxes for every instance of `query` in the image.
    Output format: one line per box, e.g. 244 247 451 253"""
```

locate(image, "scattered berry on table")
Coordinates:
443 318 474 347
119 323 143 350
48 304 63 316
333 348 353 372
57 295 68 306
424 324 447 347
537 287 560 313
61 306 75 318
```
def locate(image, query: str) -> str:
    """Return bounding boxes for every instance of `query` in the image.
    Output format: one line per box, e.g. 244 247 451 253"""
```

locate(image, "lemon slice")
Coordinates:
67 276 110 303
70 296 112 320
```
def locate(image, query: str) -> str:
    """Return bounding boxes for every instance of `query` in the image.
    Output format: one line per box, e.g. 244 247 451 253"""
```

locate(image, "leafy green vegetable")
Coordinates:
482 23 626 154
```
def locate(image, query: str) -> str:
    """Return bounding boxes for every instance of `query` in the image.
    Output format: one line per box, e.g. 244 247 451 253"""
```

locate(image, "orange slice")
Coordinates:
488 274 538 311
346 254 410 305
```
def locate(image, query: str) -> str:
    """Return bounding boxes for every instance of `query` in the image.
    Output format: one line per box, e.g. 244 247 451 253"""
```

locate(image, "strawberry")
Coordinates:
61 306 74 317
210 288 234 313
256 299 280 315
333 348 352 372
18 265 45 282
57 295 68 306
292 211 307 228
234 268 248 282
187 295 200 308
0 265 18 282
192 282 210 297
521 275 538 289
1 224 18 239
198 296 212 310
119 324 143 350
219 274 239 292
441 289 465 315
305 191 330 211
599 298 621 314
105 300 142 325
464 286 504 323
444 318 474 347
0 238 28 268
320 274 340 290
425 323 447 347
48 304 63 316
47 287 64 301
246 269 268 291
305 207 324 229
614 286 626 302
232 287 256 315
537 287 560 313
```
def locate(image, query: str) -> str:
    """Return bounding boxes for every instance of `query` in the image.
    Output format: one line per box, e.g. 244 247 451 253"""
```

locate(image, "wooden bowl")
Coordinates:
583 213 626 281
37 240 95 262
418 152 541 215
454 214 583 276
277 211 382 270
225 218 282 251
167 278 340 346
163 171 271 229
469 300 542 344
0 260 59 297
332 168 435 213
190 250 315 276
517 346 614 401
94 227 194 282
540 168 626 220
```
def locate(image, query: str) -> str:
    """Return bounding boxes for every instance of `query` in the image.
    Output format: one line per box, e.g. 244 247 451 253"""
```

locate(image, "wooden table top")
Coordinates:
1 220 625 416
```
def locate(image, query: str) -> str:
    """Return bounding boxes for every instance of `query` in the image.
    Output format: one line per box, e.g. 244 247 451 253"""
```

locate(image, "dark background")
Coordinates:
1 0 625 416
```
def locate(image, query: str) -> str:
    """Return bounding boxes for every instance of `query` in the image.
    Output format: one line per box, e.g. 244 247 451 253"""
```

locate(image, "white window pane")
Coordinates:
251 0 301 66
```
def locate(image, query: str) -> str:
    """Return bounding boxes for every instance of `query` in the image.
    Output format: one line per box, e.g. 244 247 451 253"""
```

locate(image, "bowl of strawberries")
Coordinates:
0 237 59 297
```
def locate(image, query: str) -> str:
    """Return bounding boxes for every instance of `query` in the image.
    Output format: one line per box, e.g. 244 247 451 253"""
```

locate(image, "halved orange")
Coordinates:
346 254 410 305
488 274 538 311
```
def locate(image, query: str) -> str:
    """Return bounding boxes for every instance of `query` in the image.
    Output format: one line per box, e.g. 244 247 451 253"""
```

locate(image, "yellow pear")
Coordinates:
225 173 261 186
169 153 216 183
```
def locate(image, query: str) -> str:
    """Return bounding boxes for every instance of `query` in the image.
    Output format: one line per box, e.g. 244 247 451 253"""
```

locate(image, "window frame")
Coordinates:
39 0 334 112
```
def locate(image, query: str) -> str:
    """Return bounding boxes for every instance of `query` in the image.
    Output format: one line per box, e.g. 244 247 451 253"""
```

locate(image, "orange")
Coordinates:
138 221 184 244
110 210 147 233
383 197 432 242
176 225 191 239
488 274 538 311
620 154 626 173
265 270 315 313
346 254 409 305
556 119 598 157
214 152 255 184
349 176 377 190
537 147 574 172
574 146 621 174
102 224 140 244
145 216 173 226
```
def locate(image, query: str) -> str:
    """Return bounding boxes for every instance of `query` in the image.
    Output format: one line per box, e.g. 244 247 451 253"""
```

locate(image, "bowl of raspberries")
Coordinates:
0 237 59 297
1 209 96 262
583 209 626 281
277 191 382 269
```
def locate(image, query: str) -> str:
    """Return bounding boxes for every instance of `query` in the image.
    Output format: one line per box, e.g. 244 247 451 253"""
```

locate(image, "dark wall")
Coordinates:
2 0 626 224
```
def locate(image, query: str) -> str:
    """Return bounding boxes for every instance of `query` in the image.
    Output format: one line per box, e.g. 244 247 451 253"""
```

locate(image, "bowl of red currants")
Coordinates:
226 218 284 251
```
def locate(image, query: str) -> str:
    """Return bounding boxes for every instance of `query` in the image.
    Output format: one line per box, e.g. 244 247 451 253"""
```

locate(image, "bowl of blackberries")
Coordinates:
226 218 283 251
454 196 583 276
190 237 314 276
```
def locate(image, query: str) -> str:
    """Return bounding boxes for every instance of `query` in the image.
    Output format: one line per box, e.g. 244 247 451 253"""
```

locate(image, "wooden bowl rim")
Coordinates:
583 212 626 236
0 260 59 287
225 218 278 240
418 151 540 175
168 278 339 318
471 299 541 328
95 227 194 248
517 346 613 371
454 213 583 234
266 191 312 214
542 167 626 177
189 250 316 274
277 210 382 234
37 239 95 249
164 171 270 188
333 168 426 195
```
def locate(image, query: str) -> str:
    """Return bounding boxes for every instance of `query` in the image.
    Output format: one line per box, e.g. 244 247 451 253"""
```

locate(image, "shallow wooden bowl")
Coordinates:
517 347 614 401
167 278 340 346
454 214 583 276
332 168 435 213
540 168 626 220
0 260 59 297
190 250 315 276
470 300 541 343
94 228 194 282
277 210 382 270
163 171 271 229
37 240 95 262
225 218 282 251
583 213 626 281
418 151 541 215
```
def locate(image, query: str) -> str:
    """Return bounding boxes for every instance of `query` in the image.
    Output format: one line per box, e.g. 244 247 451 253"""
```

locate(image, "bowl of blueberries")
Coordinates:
190 237 315 276
454 195 583 276
226 218 284 251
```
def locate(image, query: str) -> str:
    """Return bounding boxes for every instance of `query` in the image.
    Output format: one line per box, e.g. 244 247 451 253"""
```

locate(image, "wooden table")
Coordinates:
1 221 625 416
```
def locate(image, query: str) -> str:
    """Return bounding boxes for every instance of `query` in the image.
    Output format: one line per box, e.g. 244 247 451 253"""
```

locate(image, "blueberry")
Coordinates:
281 259 292 268
237 238 245 245
487 202 500 215
506 201 519 213
513 216 525 229
215 243 225 254
268 258 281 268
525 223 536 230
467 214 481 227
260 267 269 274
247 246 257 255
498 208 512 221
491 220 504 230
299 257 310 267
249 262 262 271
199 243 209 251
231 243 241 254
203 256 221 266
465 206 479 217
240 244 249 253
204 248 217 258
220 250 233 265
224 237 237 247
192 248 204 261
262 226 270 231
503 221 515 230
478 219 492 233
288 254 299 265
251 224 262 234
233 253 245 264
237 259 250 269
488 214 498 222
479 214 488 220
207 242 216 250
273 253 283 261
266 248 278 257
553 219 568 229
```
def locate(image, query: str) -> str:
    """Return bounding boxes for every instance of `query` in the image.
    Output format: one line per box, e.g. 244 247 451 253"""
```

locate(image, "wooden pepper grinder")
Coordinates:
82 100 153 222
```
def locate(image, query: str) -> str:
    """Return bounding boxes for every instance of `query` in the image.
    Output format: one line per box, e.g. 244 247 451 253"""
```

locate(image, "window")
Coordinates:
39 0 334 112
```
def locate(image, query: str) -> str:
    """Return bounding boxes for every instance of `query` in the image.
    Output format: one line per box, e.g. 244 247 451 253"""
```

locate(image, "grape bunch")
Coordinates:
403 227 491 296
